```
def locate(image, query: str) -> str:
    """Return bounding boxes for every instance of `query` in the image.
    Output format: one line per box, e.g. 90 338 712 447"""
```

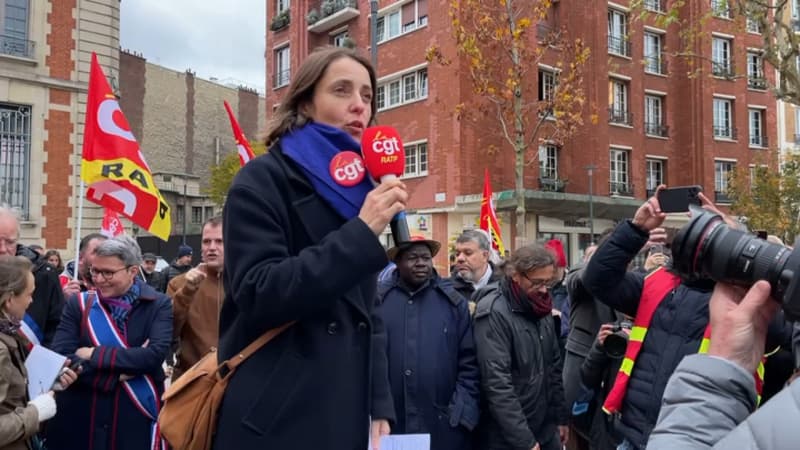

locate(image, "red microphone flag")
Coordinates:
223 101 256 167
360 126 405 181
81 53 171 240
480 168 506 255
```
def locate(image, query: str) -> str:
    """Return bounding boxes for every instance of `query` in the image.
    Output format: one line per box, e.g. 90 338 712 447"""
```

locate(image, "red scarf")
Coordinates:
510 280 553 318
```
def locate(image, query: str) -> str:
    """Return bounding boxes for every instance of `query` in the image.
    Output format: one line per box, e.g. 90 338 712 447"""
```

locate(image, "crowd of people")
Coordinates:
1 46 798 450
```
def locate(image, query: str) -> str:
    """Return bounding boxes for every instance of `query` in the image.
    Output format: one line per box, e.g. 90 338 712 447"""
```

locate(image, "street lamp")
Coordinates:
586 164 596 243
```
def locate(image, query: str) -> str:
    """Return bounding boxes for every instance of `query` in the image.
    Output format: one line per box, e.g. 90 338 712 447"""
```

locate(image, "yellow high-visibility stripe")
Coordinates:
620 357 635 376
757 362 765 379
698 338 710 354
629 326 647 342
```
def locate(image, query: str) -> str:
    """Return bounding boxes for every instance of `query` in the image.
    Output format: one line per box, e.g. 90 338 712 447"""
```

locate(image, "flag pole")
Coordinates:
73 178 85 281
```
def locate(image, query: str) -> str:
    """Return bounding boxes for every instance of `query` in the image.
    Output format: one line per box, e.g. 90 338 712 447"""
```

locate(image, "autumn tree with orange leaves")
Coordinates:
427 0 590 243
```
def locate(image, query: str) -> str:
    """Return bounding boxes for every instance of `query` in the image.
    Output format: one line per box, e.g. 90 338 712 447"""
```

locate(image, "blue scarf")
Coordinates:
281 122 373 219
98 279 141 335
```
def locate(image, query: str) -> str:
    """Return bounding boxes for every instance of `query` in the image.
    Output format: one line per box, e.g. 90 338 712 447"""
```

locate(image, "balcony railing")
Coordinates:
609 107 633 125
608 35 631 57
644 122 669 137
712 62 735 78
643 0 664 12
715 191 732 203
747 77 767 90
713 126 737 140
539 177 567 192
307 0 360 33
750 135 768 147
610 181 634 197
274 69 290 88
0 35 35 59
644 55 667 75
270 9 291 32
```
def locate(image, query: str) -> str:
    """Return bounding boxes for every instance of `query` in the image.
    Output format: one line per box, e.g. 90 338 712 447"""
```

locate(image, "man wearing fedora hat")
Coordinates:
376 236 481 450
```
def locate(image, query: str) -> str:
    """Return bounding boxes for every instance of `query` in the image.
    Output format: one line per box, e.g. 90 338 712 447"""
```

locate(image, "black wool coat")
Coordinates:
212 146 395 449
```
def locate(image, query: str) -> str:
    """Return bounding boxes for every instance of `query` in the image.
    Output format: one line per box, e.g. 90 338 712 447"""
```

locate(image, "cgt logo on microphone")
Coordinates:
371 131 402 163
329 151 366 187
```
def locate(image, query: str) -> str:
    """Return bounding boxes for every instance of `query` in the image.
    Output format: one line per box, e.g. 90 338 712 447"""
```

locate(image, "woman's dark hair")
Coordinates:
44 249 63 271
265 46 377 146
508 244 555 275
0 255 32 310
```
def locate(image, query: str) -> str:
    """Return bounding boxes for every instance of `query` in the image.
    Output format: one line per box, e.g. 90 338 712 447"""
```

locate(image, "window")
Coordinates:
713 98 734 138
539 145 558 179
644 95 666 136
2 0 30 58
644 32 664 74
377 68 428 110
176 205 185 224
749 108 766 147
711 0 732 18
608 9 630 57
274 46 290 88
191 206 202 224
646 159 664 196
538 68 557 117
377 0 428 43
277 0 289 13
332 31 349 47
0 103 30 218
204 206 214 220
644 0 663 12
746 16 763 33
715 160 736 202
609 149 631 195
403 142 428 177
747 52 766 89
712 37 732 77
609 79 630 125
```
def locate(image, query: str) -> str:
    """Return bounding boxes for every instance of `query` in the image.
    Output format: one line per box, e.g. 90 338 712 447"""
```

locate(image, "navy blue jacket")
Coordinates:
45 281 172 450
376 272 480 450
582 220 784 449
212 147 394 449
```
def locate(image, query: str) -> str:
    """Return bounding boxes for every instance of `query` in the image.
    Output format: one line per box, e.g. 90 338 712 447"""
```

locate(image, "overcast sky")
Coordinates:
120 0 266 94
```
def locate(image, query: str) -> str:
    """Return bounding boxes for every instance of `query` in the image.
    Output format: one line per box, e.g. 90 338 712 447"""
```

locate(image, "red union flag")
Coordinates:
480 168 506 255
100 208 125 237
223 100 256 166
81 53 171 240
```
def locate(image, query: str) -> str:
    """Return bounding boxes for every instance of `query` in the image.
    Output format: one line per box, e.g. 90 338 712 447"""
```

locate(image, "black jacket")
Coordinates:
141 269 164 293
449 262 502 302
160 262 189 292
565 262 619 358
473 279 568 450
582 220 784 449
212 146 395 449
376 272 480 450
16 245 64 347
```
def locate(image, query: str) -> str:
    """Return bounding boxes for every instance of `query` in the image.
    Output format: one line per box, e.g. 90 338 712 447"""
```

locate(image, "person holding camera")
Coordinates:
581 186 784 450
648 281 799 448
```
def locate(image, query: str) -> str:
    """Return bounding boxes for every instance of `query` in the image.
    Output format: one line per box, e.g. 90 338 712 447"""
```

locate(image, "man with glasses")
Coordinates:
0 206 65 347
375 236 480 450
473 244 569 450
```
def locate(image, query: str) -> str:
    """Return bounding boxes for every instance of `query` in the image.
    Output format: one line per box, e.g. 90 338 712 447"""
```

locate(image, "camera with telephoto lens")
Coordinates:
671 206 800 321
604 320 633 358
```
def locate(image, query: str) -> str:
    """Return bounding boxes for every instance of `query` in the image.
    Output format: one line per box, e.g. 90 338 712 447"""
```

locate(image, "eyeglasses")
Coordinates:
520 271 556 289
89 266 130 281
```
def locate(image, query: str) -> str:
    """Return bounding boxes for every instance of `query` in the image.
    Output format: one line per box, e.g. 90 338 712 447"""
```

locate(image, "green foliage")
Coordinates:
206 141 267 206
728 152 800 243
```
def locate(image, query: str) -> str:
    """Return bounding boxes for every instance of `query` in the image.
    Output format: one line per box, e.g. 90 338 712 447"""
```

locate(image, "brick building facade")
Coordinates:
265 0 779 267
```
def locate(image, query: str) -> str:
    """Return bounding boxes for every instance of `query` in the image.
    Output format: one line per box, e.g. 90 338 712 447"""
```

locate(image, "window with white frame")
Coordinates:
646 159 664 195
712 37 732 76
711 0 731 18
277 0 290 13
538 69 557 102
644 0 663 12
403 142 428 177
747 52 765 89
377 0 428 43
644 95 665 136
2 0 31 58
608 9 629 56
749 108 766 147
644 32 663 74
332 31 349 47
609 79 629 124
715 160 736 200
713 98 733 138
0 102 31 218
539 144 558 179
609 149 630 194
377 68 428 110
746 15 763 33
274 46 290 88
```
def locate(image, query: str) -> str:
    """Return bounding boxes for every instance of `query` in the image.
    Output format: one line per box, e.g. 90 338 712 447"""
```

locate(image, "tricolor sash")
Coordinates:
79 292 165 450
19 313 42 348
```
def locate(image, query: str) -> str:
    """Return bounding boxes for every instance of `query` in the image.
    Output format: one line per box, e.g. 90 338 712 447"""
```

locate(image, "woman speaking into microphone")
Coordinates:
213 47 407 450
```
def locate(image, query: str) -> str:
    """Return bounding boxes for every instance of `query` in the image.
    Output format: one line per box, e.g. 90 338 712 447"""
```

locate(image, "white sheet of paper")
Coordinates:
373 434 430 450
24 345 66 399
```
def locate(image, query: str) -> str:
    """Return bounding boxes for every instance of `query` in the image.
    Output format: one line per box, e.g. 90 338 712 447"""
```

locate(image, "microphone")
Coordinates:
361 126 411 245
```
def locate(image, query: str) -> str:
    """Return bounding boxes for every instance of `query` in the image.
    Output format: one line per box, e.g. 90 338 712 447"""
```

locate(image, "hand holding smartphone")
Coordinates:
657 185 703 213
